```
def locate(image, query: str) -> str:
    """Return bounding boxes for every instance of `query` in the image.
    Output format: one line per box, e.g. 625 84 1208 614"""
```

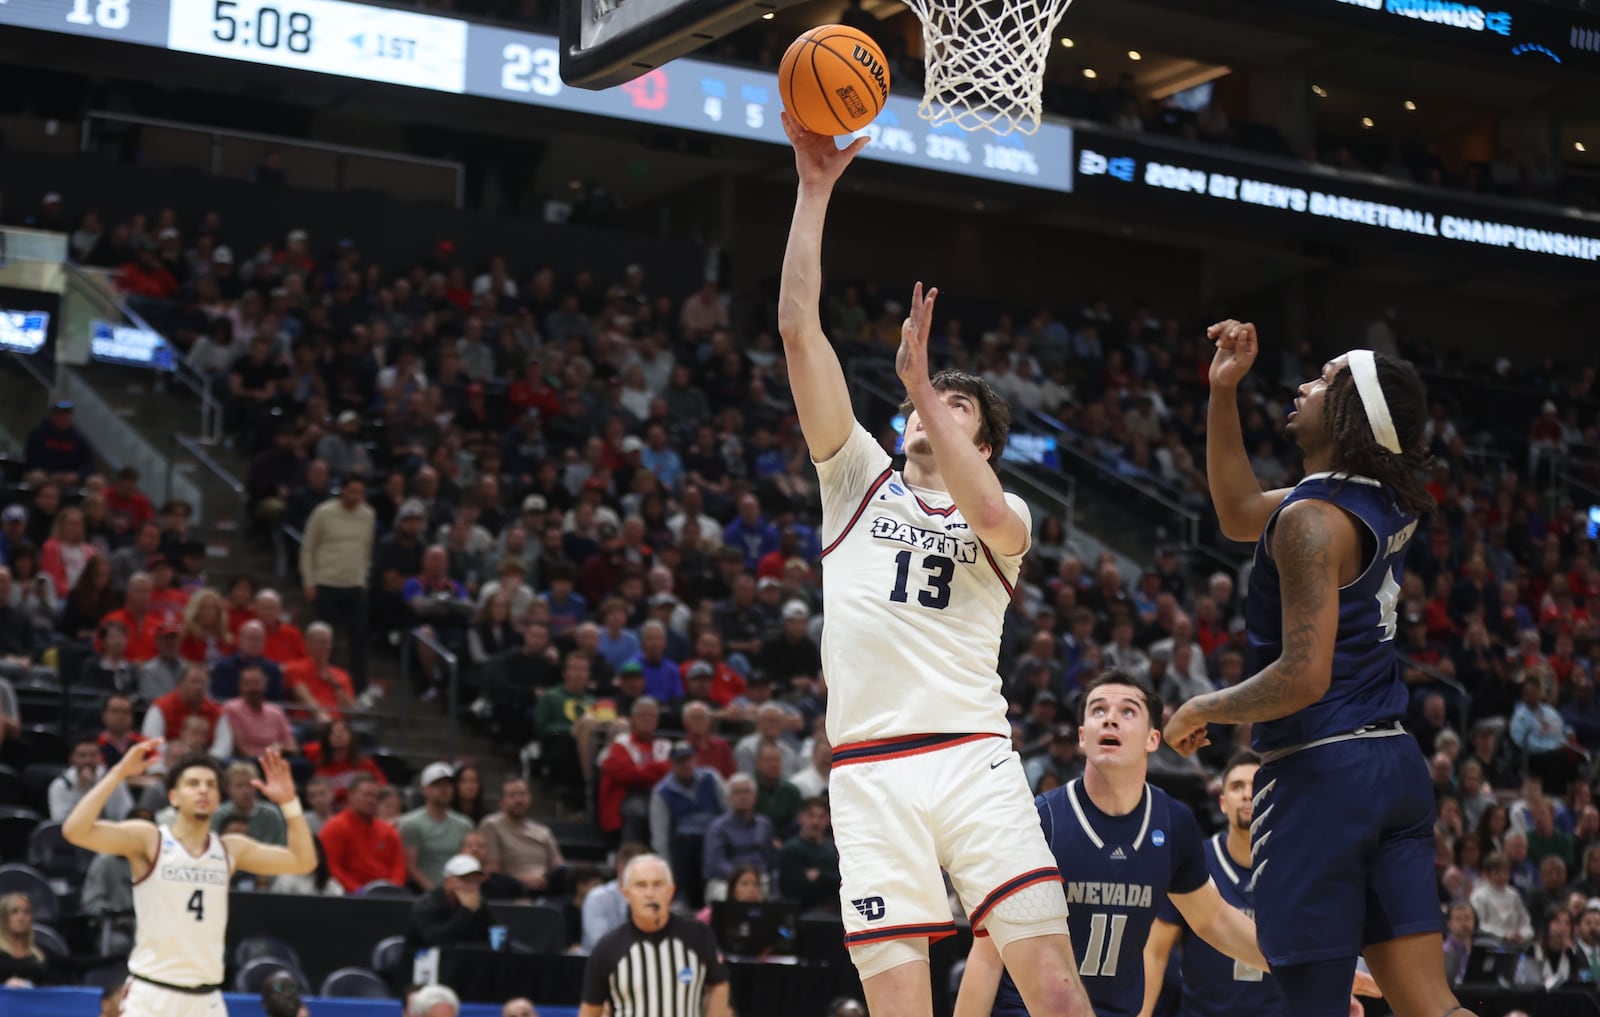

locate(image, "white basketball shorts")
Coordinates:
831 732 1066 952
122 977 227 1017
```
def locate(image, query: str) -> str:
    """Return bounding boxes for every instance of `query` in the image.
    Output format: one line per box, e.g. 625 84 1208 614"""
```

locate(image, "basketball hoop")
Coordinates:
901 0 1076 136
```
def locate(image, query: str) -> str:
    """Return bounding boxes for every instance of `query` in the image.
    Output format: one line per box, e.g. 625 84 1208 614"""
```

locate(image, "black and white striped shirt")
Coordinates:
581 914 728 1017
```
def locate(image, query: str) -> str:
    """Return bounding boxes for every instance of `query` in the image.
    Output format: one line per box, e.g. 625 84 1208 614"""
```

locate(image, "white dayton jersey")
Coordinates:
817 423 1027 747
129 826 232 987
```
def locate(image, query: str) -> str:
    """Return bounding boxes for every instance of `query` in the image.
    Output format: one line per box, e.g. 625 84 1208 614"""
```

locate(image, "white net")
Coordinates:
901 0 1077 136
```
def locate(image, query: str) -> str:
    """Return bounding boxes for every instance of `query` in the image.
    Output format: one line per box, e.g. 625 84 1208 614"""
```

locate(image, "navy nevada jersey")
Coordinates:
1155 833 1281 1017
1246 472 1418 754
992 779 1209 1017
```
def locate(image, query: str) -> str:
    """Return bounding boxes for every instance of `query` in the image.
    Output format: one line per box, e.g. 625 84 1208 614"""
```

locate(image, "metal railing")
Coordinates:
398 626 461 761
171 433 247 529
83 110 467 210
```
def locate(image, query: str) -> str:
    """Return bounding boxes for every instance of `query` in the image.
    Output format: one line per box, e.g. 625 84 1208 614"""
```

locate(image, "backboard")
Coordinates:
560 0 798 89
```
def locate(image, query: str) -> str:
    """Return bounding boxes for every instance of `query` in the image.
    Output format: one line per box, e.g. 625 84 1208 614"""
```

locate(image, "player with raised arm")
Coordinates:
1138 751 1292 1017
1164 321 1476 1017
954 673 1320 1017
777 111 1090 1017
62 742 316 1017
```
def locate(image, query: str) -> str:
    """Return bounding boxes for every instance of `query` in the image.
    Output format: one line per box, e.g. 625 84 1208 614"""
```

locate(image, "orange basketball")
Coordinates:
778 25 891 136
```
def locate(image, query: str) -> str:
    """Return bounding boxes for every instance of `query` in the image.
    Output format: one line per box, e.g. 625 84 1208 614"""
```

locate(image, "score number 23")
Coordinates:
502 43 560 96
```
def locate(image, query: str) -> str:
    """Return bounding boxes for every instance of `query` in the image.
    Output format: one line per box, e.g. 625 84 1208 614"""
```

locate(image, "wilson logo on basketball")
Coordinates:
851 45 889 100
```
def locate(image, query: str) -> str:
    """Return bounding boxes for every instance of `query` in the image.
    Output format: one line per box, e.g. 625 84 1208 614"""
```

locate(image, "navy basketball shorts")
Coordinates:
1249 731 1440 966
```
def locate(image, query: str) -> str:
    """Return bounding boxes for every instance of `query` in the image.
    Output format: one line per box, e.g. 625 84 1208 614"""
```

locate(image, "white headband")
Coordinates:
1345 349 1402 455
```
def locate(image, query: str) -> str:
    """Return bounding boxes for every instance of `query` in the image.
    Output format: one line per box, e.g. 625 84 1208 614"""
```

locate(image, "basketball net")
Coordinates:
902 0 1076 136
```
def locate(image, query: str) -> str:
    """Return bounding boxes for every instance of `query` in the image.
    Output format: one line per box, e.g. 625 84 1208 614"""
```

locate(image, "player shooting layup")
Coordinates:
1164 321 1477 1017
777 112 1091 1017
63 743 316 1017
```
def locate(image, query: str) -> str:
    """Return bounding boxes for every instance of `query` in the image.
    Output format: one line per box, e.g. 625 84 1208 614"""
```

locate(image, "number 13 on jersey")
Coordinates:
889 551 954 609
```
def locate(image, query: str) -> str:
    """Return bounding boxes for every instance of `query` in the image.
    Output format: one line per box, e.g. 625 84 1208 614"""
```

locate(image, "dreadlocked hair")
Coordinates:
1325 353 1435 516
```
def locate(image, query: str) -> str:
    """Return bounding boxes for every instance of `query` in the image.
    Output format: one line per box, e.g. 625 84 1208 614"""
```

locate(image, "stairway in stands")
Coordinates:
71 365 545 819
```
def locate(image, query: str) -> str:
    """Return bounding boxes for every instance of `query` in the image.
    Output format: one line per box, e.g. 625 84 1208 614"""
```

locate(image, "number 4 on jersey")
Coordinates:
187 889 205 922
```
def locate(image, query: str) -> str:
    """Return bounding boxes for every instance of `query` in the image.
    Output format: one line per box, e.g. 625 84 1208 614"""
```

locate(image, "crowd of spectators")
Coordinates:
2 170 1600 1004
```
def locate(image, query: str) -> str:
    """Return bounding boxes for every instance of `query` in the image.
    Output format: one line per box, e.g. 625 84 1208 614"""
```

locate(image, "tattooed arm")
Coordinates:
1164 499 1352 754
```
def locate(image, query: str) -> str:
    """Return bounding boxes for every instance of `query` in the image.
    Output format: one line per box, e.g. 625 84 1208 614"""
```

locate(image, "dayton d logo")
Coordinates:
852 896 886 921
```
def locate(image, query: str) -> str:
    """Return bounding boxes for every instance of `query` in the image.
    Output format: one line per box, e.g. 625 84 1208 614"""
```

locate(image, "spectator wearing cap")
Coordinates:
222 664 297 758
24 401 95 484
723 495 778 570
479 776 564 893
137 621 185 699
754 601 821 691
0 505 30 566
1026 725 1084 793
599 696 672 842
300 477 374 690
100 571 165 663
211 620 286 701
404 849 493 953
399 763 475 891
316 411 373 482
115 237 179 300
702 774 776 903
650 741 727 895
681 632 746 708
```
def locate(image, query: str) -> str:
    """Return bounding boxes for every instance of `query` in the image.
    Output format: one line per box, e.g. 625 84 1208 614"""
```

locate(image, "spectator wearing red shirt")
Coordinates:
179 588 235 665
99 572 165 663
679 633 745 708
115 241 178 300
319 774 407 891
283 622 357 723
681 701 735 778
146 555 189 620
253 588 306 664
507 361 562 419
140 661 233 757
104 467 156 532
226 575 259 634
598 696 671 839
304 717 387 803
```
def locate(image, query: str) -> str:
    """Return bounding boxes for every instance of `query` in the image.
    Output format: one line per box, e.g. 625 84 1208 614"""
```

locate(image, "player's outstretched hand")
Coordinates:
114 739 164 779
1163 701 1210 757
782 111 869 190
1207 319 1258 389
251 748 297 806
895 281 939 390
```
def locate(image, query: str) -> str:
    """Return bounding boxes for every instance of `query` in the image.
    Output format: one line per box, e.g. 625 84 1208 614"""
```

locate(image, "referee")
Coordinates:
579 854 730 1017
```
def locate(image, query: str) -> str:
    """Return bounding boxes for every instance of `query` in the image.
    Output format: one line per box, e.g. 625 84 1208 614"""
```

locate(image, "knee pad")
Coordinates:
849 936 929 981
978 879 1071 953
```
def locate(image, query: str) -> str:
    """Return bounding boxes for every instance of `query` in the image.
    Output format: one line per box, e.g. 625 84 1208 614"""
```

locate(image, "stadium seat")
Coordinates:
11 675 63 731
27 821 93 879
0 766 24 806
370 935 406 979
494 902 568 954
234 957 308 995
20 763 63 813
235 934 303 972
81 960 129 991
0 808 41 861
0 863 59 923
353 880 414 900
32 922 69 959
367 751 412 787
319 967 391 998
19 728 67 769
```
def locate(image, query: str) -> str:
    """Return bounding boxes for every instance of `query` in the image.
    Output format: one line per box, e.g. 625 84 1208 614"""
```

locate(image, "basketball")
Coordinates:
778 25 891 136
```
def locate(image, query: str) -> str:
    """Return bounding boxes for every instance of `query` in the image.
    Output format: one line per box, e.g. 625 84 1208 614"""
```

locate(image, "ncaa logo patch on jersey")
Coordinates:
1152 829 1166 847
888 482 906 496
678 966 695 984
